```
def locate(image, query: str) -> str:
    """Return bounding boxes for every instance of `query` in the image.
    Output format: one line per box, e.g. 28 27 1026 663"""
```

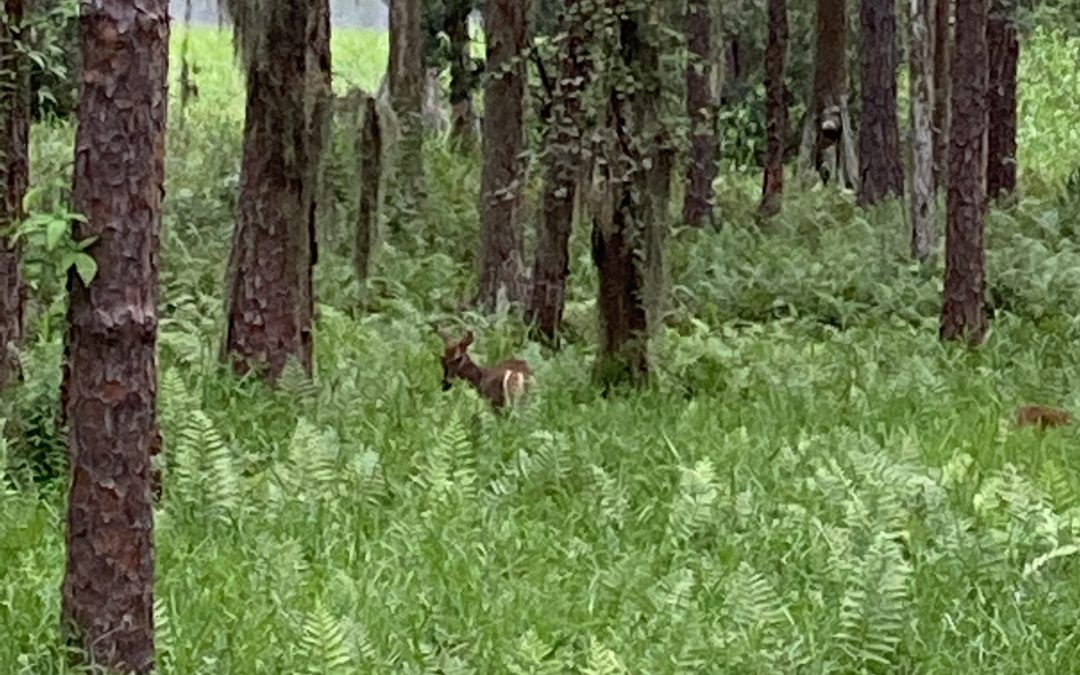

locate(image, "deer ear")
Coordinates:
462 330 474 347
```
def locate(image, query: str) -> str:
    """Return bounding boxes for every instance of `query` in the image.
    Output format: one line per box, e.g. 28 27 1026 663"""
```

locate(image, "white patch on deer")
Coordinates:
502 370 525 404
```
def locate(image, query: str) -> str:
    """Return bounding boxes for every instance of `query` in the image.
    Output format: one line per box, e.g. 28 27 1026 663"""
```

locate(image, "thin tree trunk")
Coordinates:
857 0 904 204
446 2 477 149
932 0 951 191
305 0 331 309
682 0 717 228
222 1 316 380
910 0 937 261
59 0 168 671
526 0 590 343
388 0 425 223
986 0 1018 200
477 0 528 311
940 0 988 344
760 0 788 218
0 0 28 391
356 92 382 282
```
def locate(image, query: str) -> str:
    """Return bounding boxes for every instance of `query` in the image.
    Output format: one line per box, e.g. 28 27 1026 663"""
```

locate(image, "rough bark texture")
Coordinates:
388 0 425 222
940 0 988 344
526 0 590 343
932 0 951 191
222 1 319 380
59 1 168 671
857 0 904 204
1 0 28 391
446 2 477 148
910 0 937 261
477 0 528 311
306 0 333 265
760 0 788 218
356 93 382 282
986 0 1018 200
682 0 717 228
592 4 655 389
799 0 858 189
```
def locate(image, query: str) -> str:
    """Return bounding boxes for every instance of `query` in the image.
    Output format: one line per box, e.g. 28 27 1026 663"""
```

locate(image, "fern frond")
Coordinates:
581 638 627 675
299 604 355 674
834 533 912 669
668 459 719 544
173 410 241 520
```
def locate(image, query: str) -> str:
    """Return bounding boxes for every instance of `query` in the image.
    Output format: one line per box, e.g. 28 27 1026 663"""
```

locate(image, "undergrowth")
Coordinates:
2 25 1080 674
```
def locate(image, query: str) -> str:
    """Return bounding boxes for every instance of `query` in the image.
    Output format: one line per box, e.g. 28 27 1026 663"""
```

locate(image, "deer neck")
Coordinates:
456 355 488 391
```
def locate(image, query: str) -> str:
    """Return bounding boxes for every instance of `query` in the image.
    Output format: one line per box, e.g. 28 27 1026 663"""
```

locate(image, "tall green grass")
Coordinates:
4 25 1080 673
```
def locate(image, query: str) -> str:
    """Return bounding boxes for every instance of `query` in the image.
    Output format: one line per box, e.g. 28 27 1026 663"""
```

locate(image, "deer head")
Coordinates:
437 329 531 410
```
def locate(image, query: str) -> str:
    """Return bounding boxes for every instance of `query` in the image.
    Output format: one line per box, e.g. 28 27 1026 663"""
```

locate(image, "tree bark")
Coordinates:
356 92 382 283
910 0 937 261
306 0 333 269
940 0 988 344
682 0 717 228
0 0 28 391
446 1 477 149
799 0 858 189
857 0 904 204
222 0 317 380
59 0 168 671
986 0 1018 200
760 0 788 218
526 0 590 343
932 0 951 192
388 0 425 223
477 0 528 311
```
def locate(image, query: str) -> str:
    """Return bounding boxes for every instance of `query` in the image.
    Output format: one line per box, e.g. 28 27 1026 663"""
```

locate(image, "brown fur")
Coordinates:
1015 404 1072 429
438 329 532 410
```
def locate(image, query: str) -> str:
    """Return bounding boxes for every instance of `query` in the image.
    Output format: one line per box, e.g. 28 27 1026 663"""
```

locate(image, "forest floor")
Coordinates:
3 26 1080 673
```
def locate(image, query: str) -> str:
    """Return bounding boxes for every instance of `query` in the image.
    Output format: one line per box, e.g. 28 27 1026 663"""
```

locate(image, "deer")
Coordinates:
437 329 532 411
1015 404 1072 429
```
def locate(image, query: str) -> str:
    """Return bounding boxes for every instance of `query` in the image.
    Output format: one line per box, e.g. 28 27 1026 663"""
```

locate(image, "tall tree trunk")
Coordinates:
760 0 788 218
59 0 168 671
986 0 1018 200
388 0 425 224
682 0 717 228
0 0 28 391
592 3 657 390
910 0 937 261
306 0 333 270
932 0 951 192
940 0 988 344
799 0 858 189
857 0 904 204
222 1 318 380
477 0 528 311
356 92 382 282
526 0 590 343
446 2 477 149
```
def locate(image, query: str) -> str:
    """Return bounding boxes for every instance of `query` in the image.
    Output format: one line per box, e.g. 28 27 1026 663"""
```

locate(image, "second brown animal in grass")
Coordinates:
438 329 532 410
1015 404 1072 429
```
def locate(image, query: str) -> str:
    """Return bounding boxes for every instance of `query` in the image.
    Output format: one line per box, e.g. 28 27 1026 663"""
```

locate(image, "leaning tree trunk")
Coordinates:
760 0 788 218
940 0 988 344
477 0 528 311
446 0 477 149
0 0 29 391
799 0 858 189
222 0 319 380
932 0 951 192
857 0 904 204
355 92 382 282
910 0 937 261
59 0 168 671
682 0 717 228
388 0 425 225
986 0 1018 200
526 0 590 343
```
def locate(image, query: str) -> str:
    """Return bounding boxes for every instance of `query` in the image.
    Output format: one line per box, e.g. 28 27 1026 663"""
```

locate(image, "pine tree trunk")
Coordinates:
760 0 788 218
682 0 717 228
986 0 1018 200
932 0 951 192
446 2 477 149
940 0 988 344
223 1 316 380
526 0 590 343
306 0 333 268
388 0 425 224
477 0 528 311
59 1 168 671
857 0 904 204
0 0 28 391
799 0 858 189
910 0 937 261
356 93 382 282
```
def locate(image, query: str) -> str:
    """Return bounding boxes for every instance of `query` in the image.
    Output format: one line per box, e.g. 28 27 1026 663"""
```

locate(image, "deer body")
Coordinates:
439 330 532 410
1015 404 1071 429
